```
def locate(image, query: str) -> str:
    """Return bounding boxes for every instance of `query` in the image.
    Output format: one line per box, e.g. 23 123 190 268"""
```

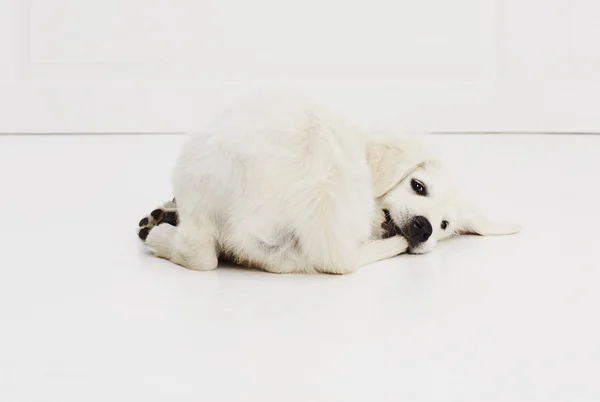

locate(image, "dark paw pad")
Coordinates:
150 209 164 222
138 227 150 241
162 211 178 226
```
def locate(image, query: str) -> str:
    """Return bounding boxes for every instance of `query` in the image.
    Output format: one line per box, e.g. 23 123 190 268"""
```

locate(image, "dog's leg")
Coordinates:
145 214 219 271
358 236 408 267
256 236 408 274
170 220 219 271
145 223 177 260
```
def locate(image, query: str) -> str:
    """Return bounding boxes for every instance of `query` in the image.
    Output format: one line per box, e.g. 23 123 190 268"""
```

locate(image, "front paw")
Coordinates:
388 235 409 255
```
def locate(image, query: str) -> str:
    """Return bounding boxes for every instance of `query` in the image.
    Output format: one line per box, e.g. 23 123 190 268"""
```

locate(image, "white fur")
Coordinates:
145 93 520 274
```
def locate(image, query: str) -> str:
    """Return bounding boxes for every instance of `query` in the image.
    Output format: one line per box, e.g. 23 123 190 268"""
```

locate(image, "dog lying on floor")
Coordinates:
137 94 519 274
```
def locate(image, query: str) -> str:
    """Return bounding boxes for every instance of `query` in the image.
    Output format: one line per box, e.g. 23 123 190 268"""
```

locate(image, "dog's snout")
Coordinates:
411 216 432 243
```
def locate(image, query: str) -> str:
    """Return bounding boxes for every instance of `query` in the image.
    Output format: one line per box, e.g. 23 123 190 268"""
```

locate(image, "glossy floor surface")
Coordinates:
1 134 598 402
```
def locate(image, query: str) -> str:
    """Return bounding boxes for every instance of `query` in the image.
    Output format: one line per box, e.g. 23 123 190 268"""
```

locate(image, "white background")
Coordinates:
2 0 600 133
2 2 600 401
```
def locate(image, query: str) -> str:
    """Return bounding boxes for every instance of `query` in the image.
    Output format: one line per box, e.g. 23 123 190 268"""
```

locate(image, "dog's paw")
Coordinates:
137 198 179 241
388 235 409 255
145 223 178 258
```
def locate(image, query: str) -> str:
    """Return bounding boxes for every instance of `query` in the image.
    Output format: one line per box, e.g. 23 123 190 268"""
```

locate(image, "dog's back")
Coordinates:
143 94 377 273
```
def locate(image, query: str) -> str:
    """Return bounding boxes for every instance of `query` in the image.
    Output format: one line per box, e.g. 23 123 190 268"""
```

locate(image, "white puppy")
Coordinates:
140 94 519 274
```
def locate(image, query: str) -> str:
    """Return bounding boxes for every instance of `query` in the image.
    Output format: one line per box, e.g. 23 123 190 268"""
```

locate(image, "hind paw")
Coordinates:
137 198 179 241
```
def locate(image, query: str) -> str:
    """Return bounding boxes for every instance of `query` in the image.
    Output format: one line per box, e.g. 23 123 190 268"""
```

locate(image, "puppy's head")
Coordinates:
369 138 520 254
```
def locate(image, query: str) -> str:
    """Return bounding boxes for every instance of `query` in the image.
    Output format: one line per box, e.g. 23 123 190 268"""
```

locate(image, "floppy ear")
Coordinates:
367 141 424 198
457 204 521 236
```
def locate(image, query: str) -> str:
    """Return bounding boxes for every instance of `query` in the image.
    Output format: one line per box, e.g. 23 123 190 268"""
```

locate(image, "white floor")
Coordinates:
1 133 599 402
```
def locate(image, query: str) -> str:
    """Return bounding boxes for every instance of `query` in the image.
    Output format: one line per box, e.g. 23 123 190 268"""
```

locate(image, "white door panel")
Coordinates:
1 0 599 133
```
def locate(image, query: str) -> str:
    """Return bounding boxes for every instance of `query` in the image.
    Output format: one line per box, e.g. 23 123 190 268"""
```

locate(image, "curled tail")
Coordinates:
137 198 179 241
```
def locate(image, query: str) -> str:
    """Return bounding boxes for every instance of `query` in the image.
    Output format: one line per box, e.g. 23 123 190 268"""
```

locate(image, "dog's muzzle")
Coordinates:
382 211 433 248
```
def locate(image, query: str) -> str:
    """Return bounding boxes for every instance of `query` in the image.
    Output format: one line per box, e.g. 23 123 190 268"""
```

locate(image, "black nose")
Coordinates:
410 216 432 243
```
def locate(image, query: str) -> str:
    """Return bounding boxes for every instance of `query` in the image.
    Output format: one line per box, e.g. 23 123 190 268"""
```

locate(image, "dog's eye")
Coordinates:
441 220 449 230
410 179 427 196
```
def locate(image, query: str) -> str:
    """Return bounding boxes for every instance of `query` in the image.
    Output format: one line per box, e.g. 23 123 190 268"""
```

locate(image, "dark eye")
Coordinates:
410 179 427 196
441 220 449 230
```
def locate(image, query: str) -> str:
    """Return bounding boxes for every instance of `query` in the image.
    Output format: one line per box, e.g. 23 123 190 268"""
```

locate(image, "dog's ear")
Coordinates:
457 204 521 236
367 141 425 198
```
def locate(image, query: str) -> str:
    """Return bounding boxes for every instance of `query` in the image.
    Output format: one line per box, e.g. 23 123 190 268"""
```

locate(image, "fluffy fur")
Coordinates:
139 93 519 274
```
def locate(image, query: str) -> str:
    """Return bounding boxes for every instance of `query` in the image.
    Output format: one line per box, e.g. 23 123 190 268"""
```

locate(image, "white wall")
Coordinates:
1 0 600 133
